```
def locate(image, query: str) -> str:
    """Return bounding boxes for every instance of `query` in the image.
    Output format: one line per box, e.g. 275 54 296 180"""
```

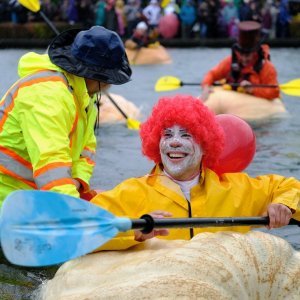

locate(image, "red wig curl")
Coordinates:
140 95 224 169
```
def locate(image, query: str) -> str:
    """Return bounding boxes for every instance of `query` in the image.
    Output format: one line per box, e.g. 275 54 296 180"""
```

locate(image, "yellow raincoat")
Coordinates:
0 52 97 205
91 164 300 250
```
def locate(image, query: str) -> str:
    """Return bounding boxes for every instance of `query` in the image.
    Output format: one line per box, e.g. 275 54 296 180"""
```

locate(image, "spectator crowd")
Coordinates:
0 0 298 39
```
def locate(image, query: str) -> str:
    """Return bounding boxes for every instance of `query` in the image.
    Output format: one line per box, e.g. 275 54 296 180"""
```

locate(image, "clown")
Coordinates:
91 95 300 250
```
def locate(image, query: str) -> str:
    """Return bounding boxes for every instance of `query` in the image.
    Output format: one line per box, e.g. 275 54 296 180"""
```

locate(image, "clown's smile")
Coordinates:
160 125 203 181
167 152 188 159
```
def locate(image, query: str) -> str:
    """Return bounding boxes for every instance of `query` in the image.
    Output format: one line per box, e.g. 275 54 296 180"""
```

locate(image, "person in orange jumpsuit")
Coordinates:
201 21 280 101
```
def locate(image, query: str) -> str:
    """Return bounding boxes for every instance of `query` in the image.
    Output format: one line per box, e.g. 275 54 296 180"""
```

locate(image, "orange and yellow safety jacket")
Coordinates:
0 52 97 205
202 45 280 100
91 164 300 250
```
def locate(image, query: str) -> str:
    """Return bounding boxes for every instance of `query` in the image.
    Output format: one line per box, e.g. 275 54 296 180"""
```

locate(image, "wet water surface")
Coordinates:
0 47 300 298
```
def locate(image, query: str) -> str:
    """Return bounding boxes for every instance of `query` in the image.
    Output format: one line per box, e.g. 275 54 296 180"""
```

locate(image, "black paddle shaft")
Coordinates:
103 91 128 119
131 215 300 234
180 82 278 88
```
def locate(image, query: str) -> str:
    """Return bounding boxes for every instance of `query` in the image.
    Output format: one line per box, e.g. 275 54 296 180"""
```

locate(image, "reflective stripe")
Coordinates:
0 146 32 168
0 151 33 180
0 70 70 132
0 70 74 188
0 165 37 188
0 149 73 189
34 166 73 189
84 146 95 153
81 149 96 162
0 151 72 188
33 161 72 177
41 178 76 191
0 84 16 130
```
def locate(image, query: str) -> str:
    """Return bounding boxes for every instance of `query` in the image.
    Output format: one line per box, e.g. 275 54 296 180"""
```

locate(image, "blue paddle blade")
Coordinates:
0 190 132 267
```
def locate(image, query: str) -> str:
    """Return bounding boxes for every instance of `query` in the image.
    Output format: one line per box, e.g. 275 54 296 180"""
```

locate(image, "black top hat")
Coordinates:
48 26 132 85
236 21 261 53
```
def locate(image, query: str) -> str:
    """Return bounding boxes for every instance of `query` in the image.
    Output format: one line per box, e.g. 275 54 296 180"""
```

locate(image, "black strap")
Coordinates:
94 83 101 135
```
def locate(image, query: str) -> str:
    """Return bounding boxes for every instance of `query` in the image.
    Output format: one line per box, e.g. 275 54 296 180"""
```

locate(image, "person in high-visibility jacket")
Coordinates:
91 94 300 251
201 21 280 101
0 26 132 205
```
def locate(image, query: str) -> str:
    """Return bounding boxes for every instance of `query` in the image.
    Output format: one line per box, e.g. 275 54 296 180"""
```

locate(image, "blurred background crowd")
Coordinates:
0 0 300 40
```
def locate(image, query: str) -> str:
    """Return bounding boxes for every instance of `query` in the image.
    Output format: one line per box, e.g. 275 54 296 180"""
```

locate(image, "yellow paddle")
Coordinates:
18 0 141 130
18 0 59 35
155 76 300 97
104 92 140 130
18 0 39 12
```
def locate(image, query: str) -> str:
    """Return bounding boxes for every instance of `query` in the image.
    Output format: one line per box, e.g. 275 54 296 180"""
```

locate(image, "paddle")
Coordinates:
155 76 300 96
18 0 59 35
1 190 299 267
104 91 140 130
18 0 140 130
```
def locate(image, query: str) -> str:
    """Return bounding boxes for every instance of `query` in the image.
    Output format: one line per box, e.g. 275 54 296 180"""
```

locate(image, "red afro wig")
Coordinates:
140 95 225 169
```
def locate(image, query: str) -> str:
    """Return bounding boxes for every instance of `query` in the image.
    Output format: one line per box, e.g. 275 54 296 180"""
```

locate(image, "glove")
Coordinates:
223 84 232 91
237 86 246 93
80 189 98 201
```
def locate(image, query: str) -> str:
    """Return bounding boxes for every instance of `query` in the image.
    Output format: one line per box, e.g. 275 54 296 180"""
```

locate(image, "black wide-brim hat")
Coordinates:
48 26 132 85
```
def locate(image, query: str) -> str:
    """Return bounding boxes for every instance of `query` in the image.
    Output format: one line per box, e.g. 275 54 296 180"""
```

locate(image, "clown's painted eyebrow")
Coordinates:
163 128 190 135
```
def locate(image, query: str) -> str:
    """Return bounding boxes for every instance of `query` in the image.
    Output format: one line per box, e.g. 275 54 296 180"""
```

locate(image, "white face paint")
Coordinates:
159 125 203 181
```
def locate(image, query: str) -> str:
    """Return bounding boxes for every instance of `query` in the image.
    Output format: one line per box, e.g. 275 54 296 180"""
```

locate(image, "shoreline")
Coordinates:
1 37 300 49
0 22 300 49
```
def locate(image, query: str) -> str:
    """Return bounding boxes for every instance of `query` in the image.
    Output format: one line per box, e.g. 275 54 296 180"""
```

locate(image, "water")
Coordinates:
1 47 300 253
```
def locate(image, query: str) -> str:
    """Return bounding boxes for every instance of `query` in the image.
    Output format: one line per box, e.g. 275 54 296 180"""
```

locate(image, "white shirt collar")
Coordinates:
163 170 200 201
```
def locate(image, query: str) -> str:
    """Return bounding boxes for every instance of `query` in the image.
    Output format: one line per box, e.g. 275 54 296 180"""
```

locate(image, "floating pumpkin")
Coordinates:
39 231 300 299
99 93 140 124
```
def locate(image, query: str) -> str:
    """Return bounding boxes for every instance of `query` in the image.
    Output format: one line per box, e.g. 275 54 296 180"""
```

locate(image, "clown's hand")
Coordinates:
134 210 172 242
264 203 293 229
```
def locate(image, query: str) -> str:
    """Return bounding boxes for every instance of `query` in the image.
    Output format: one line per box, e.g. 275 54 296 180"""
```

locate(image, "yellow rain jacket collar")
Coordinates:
146 164 205 209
